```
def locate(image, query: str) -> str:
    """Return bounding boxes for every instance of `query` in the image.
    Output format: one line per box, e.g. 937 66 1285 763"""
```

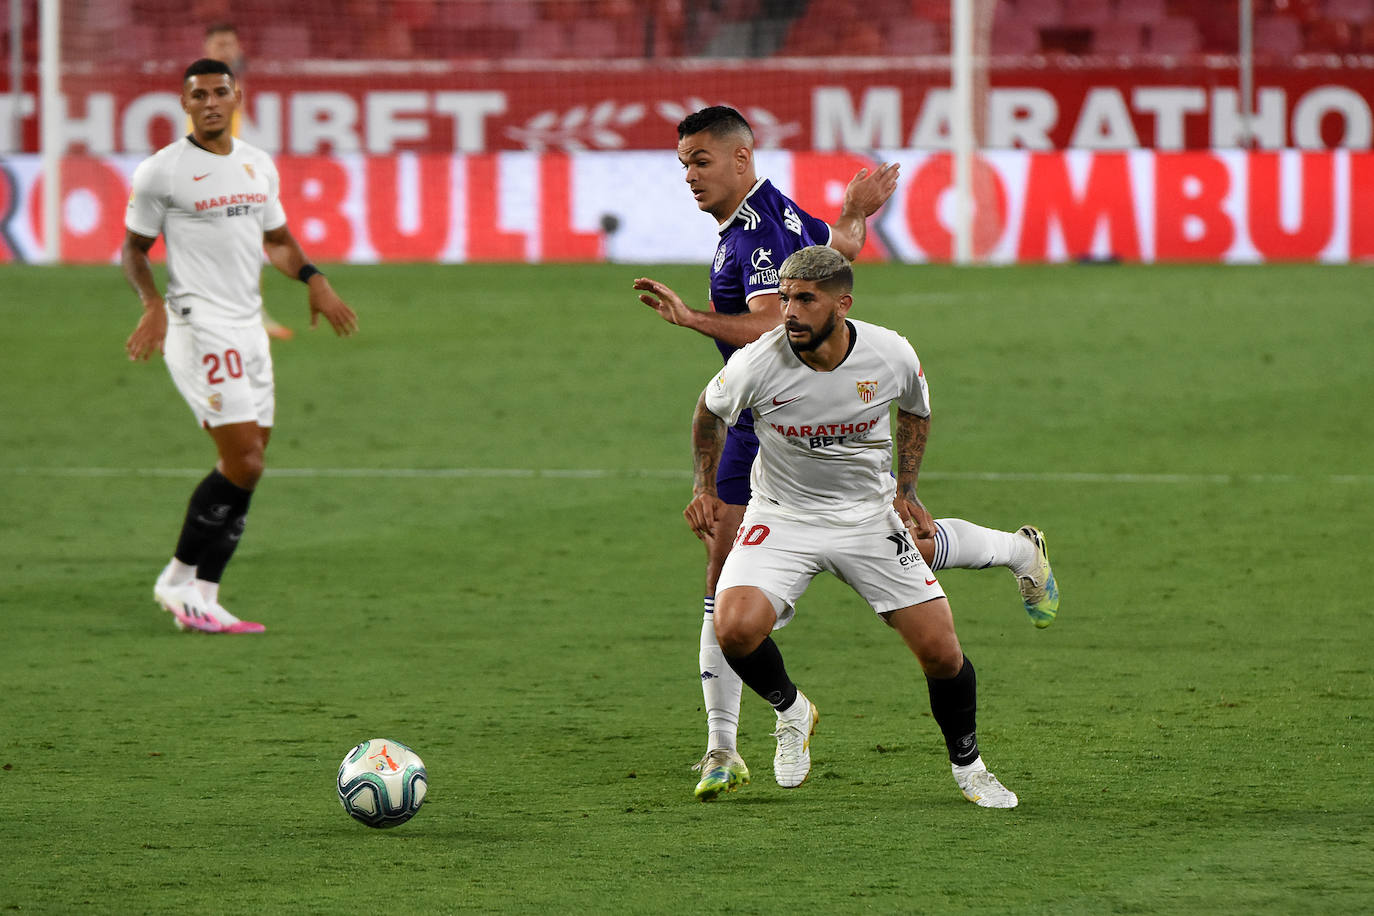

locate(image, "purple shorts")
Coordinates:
718 418 758 507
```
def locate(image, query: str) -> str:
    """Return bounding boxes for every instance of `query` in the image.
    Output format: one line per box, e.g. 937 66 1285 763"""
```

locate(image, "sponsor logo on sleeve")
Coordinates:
748 246 778 286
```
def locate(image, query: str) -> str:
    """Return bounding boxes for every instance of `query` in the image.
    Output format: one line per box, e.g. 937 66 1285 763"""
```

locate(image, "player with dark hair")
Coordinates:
634 106 1057 801
123 57 357 634
664 244 1019 807
199 24 293 341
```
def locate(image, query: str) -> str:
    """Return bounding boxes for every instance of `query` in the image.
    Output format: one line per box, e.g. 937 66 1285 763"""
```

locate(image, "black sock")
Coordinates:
927 655 979 766
195 486 255 583
723 637 799 712
173 470 253 569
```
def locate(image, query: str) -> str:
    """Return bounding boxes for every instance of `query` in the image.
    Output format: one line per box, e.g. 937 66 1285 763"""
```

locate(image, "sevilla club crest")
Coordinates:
856 380 878 403
243 163 256 180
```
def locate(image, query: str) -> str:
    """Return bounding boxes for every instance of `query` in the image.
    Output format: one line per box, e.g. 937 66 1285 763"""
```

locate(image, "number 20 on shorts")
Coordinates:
203 349 243 385
734 524 770 548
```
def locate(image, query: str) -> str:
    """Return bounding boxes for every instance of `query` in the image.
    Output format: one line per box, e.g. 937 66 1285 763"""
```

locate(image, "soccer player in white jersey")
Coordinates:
122 58 357 634
634 106 1057 802
200 22 293 341
667 245 1018 807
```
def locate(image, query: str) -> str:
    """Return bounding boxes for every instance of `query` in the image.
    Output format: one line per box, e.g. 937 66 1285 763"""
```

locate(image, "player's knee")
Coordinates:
223 448 265 489
915 641 964 678
712 610 760 657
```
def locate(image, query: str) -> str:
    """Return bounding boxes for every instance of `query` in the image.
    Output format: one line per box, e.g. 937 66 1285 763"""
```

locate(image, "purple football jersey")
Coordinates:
708 178 831 367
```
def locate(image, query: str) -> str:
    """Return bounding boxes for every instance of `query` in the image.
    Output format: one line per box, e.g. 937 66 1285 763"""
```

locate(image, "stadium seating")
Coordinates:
41 0 1374 64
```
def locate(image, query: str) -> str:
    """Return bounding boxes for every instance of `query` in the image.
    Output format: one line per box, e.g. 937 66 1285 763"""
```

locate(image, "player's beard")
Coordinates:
787 311 839 354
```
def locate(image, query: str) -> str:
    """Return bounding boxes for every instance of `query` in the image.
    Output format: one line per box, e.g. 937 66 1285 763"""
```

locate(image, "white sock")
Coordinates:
779 689 811 723
952 755 987 776
163 558 195 586
194 579 220 604
931 519 1036 576
700 600 742 752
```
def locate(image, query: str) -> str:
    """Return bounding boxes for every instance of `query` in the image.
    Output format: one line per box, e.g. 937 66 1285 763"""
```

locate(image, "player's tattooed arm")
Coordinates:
685 392 728 540
894 409 935 539
122 230 168 361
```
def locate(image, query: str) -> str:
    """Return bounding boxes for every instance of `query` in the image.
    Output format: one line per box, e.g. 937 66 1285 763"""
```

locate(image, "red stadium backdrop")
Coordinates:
3 149 1372 265
7 63 1374 154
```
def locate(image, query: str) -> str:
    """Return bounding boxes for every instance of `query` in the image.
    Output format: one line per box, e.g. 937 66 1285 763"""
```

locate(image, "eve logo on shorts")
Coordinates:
887 530 927 569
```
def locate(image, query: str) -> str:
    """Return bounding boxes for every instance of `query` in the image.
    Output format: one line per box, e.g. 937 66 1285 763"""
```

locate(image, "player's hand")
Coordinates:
307 278 358 336
844 162 901 218
895 493 935 540
684 490 726 541
634 277 696 327
125 302 168 361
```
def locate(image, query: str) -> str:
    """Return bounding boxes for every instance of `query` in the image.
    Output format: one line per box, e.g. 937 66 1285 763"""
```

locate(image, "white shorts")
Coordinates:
716 504 946 624
164 321 274 428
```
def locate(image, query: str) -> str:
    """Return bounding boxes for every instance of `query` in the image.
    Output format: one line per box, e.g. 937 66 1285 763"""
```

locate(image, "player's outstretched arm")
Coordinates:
830 162 901 261
121 230 168 361
894 408 935 539
262 225 358 337
634 277 782 348
685 391 729 541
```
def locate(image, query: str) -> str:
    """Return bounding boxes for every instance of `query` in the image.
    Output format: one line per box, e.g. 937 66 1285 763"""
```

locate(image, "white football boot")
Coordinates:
952 758 1019 808
203 598 266 635
771 694 819 788
153 566 220 633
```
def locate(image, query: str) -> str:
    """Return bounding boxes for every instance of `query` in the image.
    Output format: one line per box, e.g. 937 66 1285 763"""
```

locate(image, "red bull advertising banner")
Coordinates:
3 149 1371 264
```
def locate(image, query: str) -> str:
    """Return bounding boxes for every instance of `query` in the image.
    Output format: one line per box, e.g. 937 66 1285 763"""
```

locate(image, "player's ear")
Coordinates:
837 293 854 317
735 143 751 174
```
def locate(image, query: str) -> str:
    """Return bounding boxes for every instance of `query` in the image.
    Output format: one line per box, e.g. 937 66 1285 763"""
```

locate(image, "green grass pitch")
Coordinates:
1 261 1370 914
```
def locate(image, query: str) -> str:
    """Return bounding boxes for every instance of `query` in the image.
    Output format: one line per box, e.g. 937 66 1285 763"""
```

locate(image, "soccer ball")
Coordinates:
336 738 428 828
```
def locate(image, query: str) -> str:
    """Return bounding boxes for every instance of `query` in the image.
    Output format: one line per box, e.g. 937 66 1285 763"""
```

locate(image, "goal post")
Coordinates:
951 0 975 265
40 0 60 264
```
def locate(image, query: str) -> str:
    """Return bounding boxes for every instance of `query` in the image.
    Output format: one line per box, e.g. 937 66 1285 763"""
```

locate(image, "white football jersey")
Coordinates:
704 319 931 526
126 136 287 327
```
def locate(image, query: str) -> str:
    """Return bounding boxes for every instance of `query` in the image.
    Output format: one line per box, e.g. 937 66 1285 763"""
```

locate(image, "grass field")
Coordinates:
1 261 1371 914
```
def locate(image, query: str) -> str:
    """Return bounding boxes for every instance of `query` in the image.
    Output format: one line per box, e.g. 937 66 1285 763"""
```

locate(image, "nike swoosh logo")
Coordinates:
772 395 799 406
193 173 211 181
925 577 938 586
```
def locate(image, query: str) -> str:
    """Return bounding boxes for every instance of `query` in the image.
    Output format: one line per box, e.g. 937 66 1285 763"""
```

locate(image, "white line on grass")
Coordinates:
8 467 1372 485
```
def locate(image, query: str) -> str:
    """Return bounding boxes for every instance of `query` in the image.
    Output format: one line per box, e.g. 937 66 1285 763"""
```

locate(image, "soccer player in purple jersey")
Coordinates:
634 106 1058 801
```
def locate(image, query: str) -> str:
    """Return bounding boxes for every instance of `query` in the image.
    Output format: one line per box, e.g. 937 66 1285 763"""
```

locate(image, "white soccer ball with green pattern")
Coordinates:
336 738 428 828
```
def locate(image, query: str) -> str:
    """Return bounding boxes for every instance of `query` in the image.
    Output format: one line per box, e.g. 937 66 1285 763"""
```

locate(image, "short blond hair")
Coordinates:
778 245 852 295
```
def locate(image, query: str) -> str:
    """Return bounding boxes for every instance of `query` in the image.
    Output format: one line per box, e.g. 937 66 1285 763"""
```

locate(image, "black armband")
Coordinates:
297 263 323 283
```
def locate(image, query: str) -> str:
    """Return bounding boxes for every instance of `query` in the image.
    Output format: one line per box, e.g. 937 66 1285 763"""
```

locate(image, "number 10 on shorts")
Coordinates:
734 524 770 547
